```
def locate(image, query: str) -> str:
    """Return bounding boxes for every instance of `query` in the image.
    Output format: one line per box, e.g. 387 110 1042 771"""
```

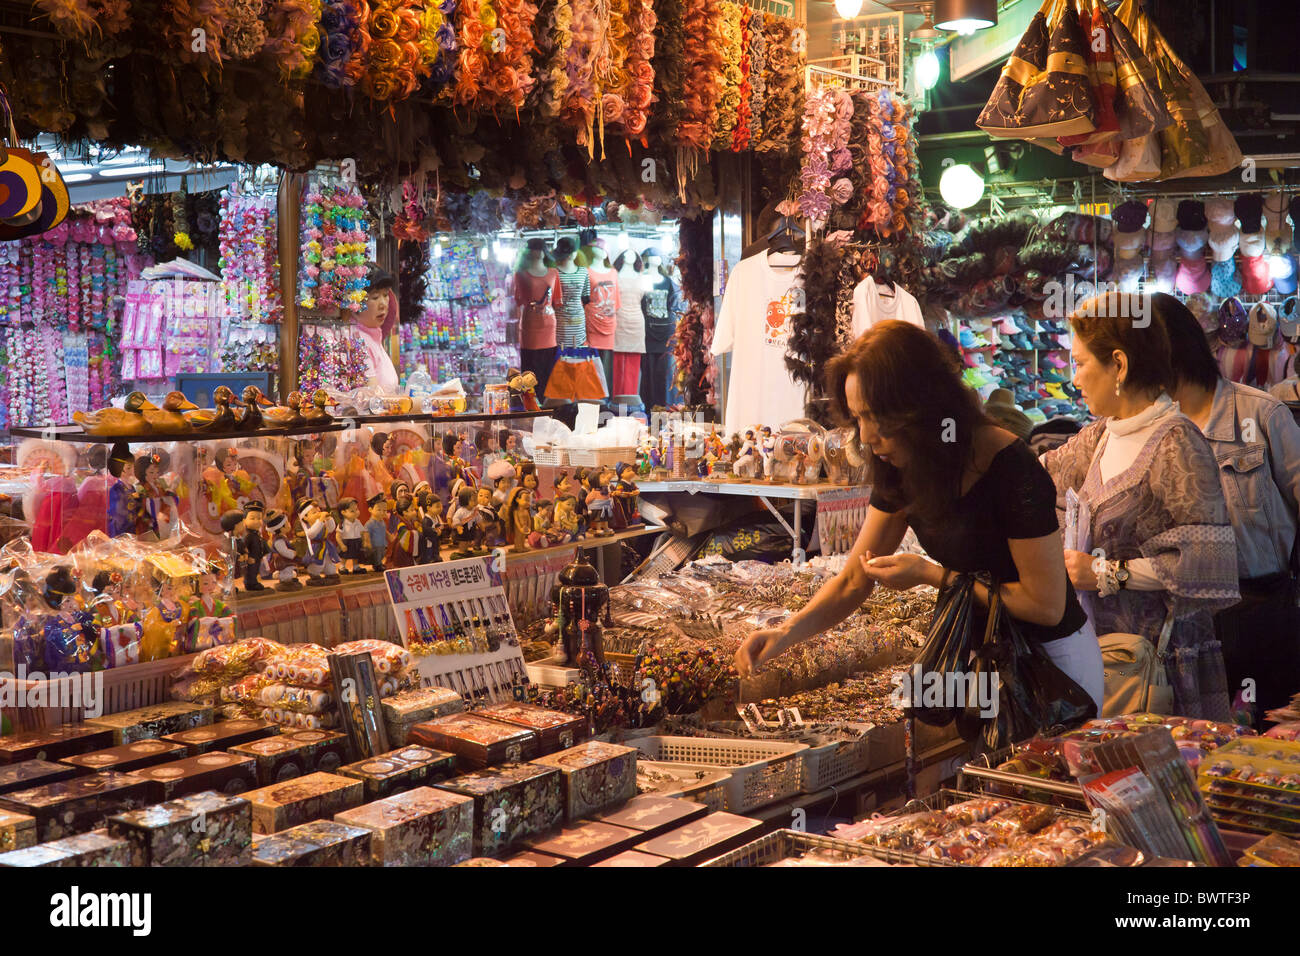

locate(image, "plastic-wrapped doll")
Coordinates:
488 460 516 507
335 497 366 574
265 509 302 591
89 569 142 668
140 568 188 662
499 429 525 468
131 449 181 540
585 468 614 536
339 433 387 521
298 499 341 584
476 429 501 478
529 499 556 548
553 496 579 541
610 463 642 529
363 494 389 571
385 499 421 568
31 475 79 554
184 562 235 653
42 567 99 672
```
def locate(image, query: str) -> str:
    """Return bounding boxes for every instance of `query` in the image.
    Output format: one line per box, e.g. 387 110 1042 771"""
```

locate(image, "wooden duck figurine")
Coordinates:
74 391 157 436
142 391 199 433
261 390 303 429
301 389 335 426
192 385 243 433
236 386 271 432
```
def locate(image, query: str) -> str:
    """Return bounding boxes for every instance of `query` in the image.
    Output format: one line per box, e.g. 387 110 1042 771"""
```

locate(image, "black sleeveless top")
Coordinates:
870 439 1088 643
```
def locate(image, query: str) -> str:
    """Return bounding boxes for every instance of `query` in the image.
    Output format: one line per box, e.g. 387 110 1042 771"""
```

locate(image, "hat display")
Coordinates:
1113 230 1145 259
1175 257 1210 294
1185 293 1218 333
1112 200 1148 233
983 389 1034 440
1205 198 1236 226
1235 194 1264 233
1248 301 1278 349
1176 200 1207 232
1151 198 1177 232
1150 230 1176 254
1279 296 1300 343
1240 255 1272 296
1210 259 1241 299
1114 258 1144 289
1152 255 1178 288
1239 231 1267 258
1174 228 1206 255
1273 253 1298 295
1217 297 1249 346
1207 223 1239 262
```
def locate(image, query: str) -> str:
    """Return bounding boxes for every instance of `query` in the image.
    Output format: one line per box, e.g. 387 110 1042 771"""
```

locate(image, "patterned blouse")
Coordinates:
1042 415 1240 719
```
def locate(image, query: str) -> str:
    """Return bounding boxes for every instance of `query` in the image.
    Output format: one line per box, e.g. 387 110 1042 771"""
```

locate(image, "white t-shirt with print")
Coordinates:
850 276 925 338
711 252 807 436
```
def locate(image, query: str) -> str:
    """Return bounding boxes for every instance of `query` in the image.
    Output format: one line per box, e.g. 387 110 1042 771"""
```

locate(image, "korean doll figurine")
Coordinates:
476 428 502 476
449 487 479 556
488 460 516 507
502 487 534 552
388 479 413 532
610 463 641 529
89 569 141 668
42 567 100 673
385 498 422 569
499 429 525 468
298 499 341 585
553 469 575 504
553 496 579 542
517 460 540 496
336 497 367 574
419 500 443 564
364 493 389 572
585 468 614 536
434 433 474 504
240 501 270 591
140 570 186 661
475 486 498 532
131 449 181 540
205 446 256 517
339 433 390 520
507 368 541 412
529 499 556 548
221 509 248 590
265 509 303 591
635 445 652 477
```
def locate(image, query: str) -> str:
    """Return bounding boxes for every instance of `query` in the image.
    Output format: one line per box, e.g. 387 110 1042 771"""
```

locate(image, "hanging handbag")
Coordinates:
1099 612 1175 716
977 0 1096 141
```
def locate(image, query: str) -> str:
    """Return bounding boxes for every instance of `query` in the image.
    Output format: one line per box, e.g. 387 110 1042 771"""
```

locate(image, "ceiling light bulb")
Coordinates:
834 0 864 18
939 163 985 210
916 49 941 90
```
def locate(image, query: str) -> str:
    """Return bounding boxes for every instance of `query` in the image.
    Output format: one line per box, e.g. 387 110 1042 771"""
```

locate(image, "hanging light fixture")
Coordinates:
939 163 985 209
915 49 941 89
834 0 864 19
934 0 997 34
910 4 942 42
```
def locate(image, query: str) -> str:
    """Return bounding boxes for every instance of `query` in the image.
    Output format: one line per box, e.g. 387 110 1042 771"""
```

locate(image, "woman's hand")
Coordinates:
734 627 790 678
859 552 939 592
1064 549 1100 591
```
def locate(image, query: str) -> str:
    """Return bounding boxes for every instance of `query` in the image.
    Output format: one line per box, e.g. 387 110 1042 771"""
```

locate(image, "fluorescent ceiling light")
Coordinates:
100 164 165 177
61 173 93 183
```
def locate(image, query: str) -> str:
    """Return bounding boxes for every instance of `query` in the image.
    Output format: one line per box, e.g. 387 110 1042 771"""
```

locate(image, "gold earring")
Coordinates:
1115 380 1123 397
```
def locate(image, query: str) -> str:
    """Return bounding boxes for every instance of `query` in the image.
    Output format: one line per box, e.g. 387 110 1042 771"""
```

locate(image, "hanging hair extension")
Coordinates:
673 213 716 406
785 239 840 398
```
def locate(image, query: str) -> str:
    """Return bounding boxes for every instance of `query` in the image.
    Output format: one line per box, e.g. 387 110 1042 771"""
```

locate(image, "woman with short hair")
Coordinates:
1042 293 1239 719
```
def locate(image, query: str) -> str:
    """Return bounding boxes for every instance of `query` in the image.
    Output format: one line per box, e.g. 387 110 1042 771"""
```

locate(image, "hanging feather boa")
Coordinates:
784 239 841 400
676 0 722 151
673 214 716 406
648 0 684 143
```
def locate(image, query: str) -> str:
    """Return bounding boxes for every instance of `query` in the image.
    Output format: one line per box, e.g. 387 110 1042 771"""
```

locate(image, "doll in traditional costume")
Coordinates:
585 467 614 536
610 463 642 529
132 449 181 539
553 496 579 542
387 479 413 533
449 487 479 555
266 509 302 591
419 496 443 564
529 499 556 549
239 501 270 591
298 499 340 584
385 498 421 568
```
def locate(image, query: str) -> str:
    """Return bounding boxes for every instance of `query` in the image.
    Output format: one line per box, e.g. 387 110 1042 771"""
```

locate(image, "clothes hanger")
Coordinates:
765 216 804 260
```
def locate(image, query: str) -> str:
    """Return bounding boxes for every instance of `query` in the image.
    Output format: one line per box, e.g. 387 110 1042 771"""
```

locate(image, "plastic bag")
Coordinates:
333 639 412 677
191 638 287 679
264 644 332 686
909 574 979 726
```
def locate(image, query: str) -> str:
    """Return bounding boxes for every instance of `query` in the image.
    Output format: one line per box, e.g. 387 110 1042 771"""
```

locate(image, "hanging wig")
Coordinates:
785 239 841 396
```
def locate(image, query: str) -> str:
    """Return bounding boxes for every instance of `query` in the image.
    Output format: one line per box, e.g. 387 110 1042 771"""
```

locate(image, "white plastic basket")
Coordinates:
532 447 569 468
635 760 731 811
631 735 807 813
800 724 874 792
567 446 637 469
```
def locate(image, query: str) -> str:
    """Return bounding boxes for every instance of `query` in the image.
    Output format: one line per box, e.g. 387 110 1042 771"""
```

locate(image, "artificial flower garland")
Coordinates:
418 0 458 95
745 8 766 147
560 0 600 152
757 13 802 154
676 0 722 151
538 0 572 118
225 0 269 59
33 0 132 42
710 1 743 152
262 0 323 80
318 0 371 87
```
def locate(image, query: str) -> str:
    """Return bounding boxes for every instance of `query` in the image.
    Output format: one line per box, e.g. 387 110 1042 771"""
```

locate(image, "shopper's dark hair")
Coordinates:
826 320 991 523
1153 292 1220 391
1069 292 1174 396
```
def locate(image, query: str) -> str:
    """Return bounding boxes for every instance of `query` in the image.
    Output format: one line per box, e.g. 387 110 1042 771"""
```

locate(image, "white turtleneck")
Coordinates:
1094 393 1180 590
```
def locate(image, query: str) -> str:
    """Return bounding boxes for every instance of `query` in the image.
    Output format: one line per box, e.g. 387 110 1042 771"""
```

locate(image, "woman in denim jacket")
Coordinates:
1159 293 1300 722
